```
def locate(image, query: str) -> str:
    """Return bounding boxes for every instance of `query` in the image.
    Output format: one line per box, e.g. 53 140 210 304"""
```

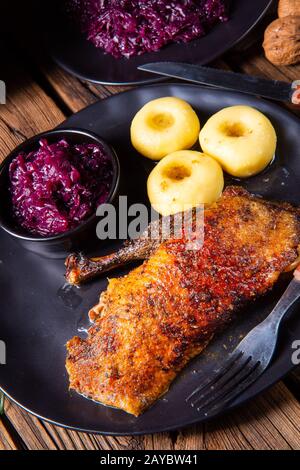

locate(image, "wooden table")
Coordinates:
1 10 300 451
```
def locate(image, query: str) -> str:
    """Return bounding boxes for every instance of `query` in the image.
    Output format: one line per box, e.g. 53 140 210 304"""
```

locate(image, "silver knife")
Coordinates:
138 62 300 106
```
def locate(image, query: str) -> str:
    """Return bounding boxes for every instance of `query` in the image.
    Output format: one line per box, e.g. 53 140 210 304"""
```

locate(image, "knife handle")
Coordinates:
291 81 300 106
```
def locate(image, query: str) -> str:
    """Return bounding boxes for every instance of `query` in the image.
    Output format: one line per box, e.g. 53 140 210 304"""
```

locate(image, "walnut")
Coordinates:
278 0 300 18
263 16 300 65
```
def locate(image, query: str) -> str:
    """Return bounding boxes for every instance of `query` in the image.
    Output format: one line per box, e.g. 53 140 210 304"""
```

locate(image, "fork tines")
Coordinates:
186 351 263 416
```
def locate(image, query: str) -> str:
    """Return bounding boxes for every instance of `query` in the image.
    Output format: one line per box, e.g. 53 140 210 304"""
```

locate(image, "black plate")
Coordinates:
1 84 300 435
44 0 273 85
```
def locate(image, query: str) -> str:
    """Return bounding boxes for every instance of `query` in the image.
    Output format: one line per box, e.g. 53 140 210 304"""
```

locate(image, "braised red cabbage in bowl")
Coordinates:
67 0 229 59
9 138 113 237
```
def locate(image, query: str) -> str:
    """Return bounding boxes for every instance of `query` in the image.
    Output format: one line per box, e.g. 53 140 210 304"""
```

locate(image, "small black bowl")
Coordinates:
0 128 120 258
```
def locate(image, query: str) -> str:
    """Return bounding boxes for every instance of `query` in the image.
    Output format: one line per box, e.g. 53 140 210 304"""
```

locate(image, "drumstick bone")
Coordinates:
65 212 195 285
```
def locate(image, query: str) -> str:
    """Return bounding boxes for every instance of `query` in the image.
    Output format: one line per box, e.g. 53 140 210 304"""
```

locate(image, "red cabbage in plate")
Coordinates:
67 0 229 59
9 139 113 237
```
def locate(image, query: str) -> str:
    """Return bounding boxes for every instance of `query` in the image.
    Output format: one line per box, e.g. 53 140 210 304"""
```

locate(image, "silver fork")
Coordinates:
186 266 300 417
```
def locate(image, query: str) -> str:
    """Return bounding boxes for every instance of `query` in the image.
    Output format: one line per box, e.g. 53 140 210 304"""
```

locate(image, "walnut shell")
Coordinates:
263 16 300 65
278 0 300 18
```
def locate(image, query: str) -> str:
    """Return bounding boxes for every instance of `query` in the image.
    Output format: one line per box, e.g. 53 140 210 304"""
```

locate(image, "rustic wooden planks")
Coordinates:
0 418 19 450
2 382 300 450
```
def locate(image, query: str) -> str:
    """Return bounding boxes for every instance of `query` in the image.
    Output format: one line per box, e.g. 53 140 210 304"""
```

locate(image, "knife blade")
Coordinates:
138 62 300 105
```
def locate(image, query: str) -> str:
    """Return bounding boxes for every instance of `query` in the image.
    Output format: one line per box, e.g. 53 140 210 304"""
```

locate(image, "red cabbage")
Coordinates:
67 0 229 59
9 139 113 237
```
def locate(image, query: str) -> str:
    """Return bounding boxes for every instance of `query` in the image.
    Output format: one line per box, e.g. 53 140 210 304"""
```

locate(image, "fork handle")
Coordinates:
263 266 300 331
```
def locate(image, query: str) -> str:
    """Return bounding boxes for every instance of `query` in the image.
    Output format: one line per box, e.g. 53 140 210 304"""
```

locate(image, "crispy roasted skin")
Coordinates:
66 187 300 416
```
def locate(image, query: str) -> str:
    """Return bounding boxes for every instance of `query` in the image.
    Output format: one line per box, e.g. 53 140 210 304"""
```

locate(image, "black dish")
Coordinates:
0 128 120 259
0 84 300 435
43 0 273 85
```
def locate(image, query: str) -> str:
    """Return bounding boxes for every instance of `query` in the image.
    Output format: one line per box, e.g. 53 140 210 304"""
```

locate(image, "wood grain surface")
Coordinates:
1 5 300 450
